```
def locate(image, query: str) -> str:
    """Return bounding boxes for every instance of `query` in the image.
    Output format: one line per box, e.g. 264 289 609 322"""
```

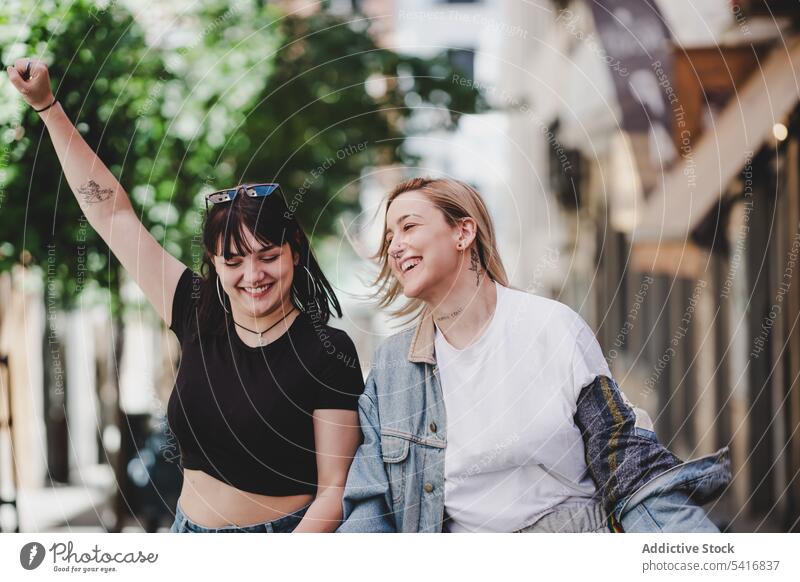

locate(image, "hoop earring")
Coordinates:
216 276 230 314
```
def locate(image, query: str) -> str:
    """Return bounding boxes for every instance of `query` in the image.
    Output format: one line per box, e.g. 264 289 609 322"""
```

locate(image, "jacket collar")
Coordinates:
407 309 436 364
407 280 502 364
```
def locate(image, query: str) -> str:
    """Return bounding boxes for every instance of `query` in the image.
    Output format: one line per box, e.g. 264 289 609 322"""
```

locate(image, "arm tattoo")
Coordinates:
435 306 464 322
468 248 482 286
77 180 114 204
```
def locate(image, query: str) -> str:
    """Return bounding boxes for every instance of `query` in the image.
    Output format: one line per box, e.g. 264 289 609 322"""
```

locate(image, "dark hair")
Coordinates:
195 190 341 336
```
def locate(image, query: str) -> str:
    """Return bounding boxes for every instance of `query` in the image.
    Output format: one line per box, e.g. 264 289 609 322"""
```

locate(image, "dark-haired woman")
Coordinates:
9 60 364 533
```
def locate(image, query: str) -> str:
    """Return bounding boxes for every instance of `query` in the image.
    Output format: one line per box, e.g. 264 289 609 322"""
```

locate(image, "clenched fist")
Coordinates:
6 58 55 110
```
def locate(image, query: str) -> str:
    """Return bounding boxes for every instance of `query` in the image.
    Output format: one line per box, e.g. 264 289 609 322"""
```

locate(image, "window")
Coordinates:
446 48 475 83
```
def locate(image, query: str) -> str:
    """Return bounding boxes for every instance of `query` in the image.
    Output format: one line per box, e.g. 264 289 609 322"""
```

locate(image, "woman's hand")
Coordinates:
6 58 55 110
3 56 187 328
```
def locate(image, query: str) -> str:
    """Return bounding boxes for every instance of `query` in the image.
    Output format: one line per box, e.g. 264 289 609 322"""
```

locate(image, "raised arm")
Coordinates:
7 58 186 325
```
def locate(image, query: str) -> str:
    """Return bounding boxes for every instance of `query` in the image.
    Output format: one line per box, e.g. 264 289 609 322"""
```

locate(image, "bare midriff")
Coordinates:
177 468 314 528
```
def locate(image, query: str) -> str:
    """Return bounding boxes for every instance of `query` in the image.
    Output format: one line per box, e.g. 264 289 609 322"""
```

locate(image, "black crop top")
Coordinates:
166 268 365 496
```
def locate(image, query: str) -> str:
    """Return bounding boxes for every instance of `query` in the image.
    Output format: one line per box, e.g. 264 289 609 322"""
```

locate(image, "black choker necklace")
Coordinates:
233 308 297 346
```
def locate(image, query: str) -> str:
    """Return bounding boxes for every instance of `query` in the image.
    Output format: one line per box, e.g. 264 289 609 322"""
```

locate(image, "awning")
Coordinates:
633 36 800 242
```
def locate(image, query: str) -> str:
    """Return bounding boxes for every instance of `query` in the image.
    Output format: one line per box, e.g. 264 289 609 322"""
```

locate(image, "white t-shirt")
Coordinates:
435 282 612 532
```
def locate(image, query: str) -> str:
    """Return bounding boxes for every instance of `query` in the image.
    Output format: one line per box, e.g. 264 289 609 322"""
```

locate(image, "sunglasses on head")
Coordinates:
204 183 281 210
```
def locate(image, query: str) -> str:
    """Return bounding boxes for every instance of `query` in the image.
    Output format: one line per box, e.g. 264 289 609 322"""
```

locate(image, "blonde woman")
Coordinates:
339 177 730 533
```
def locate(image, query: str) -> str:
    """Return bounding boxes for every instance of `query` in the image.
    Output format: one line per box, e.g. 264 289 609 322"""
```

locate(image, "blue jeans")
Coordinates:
169 502 310 533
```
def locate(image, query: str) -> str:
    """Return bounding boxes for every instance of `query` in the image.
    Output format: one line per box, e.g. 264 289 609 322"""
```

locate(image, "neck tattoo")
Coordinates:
436 305 464 322
468 248 482 286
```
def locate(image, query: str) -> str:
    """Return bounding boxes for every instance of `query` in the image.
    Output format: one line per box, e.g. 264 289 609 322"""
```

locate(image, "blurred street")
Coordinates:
1 0 799 533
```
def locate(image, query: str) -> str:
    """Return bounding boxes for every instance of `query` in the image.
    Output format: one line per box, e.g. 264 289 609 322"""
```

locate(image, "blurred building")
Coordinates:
510 0 800 531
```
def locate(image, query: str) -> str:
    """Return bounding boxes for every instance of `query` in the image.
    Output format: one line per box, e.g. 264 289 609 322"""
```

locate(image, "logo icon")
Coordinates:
20 542 46 570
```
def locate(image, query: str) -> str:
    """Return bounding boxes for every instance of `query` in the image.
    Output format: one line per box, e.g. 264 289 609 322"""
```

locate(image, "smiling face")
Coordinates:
385 191 465 301
213 227 297 319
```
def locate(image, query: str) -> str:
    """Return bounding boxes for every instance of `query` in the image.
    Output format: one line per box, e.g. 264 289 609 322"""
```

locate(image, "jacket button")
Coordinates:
424 483 434 493
429 422 438 433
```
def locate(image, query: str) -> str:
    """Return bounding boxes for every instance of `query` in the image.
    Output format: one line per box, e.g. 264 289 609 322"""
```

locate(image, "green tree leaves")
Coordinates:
0 0 482 309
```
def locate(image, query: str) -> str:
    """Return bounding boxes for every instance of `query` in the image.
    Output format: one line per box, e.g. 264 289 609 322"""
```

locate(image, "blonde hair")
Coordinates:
372 177 510 319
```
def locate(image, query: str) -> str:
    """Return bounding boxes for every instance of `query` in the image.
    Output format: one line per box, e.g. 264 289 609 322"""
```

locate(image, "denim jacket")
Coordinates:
338 310 731 533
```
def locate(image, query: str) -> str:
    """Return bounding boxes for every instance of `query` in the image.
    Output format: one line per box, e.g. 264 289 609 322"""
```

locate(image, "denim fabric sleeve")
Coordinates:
337 372 396 533
574 375 682 515
619 490 720 532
